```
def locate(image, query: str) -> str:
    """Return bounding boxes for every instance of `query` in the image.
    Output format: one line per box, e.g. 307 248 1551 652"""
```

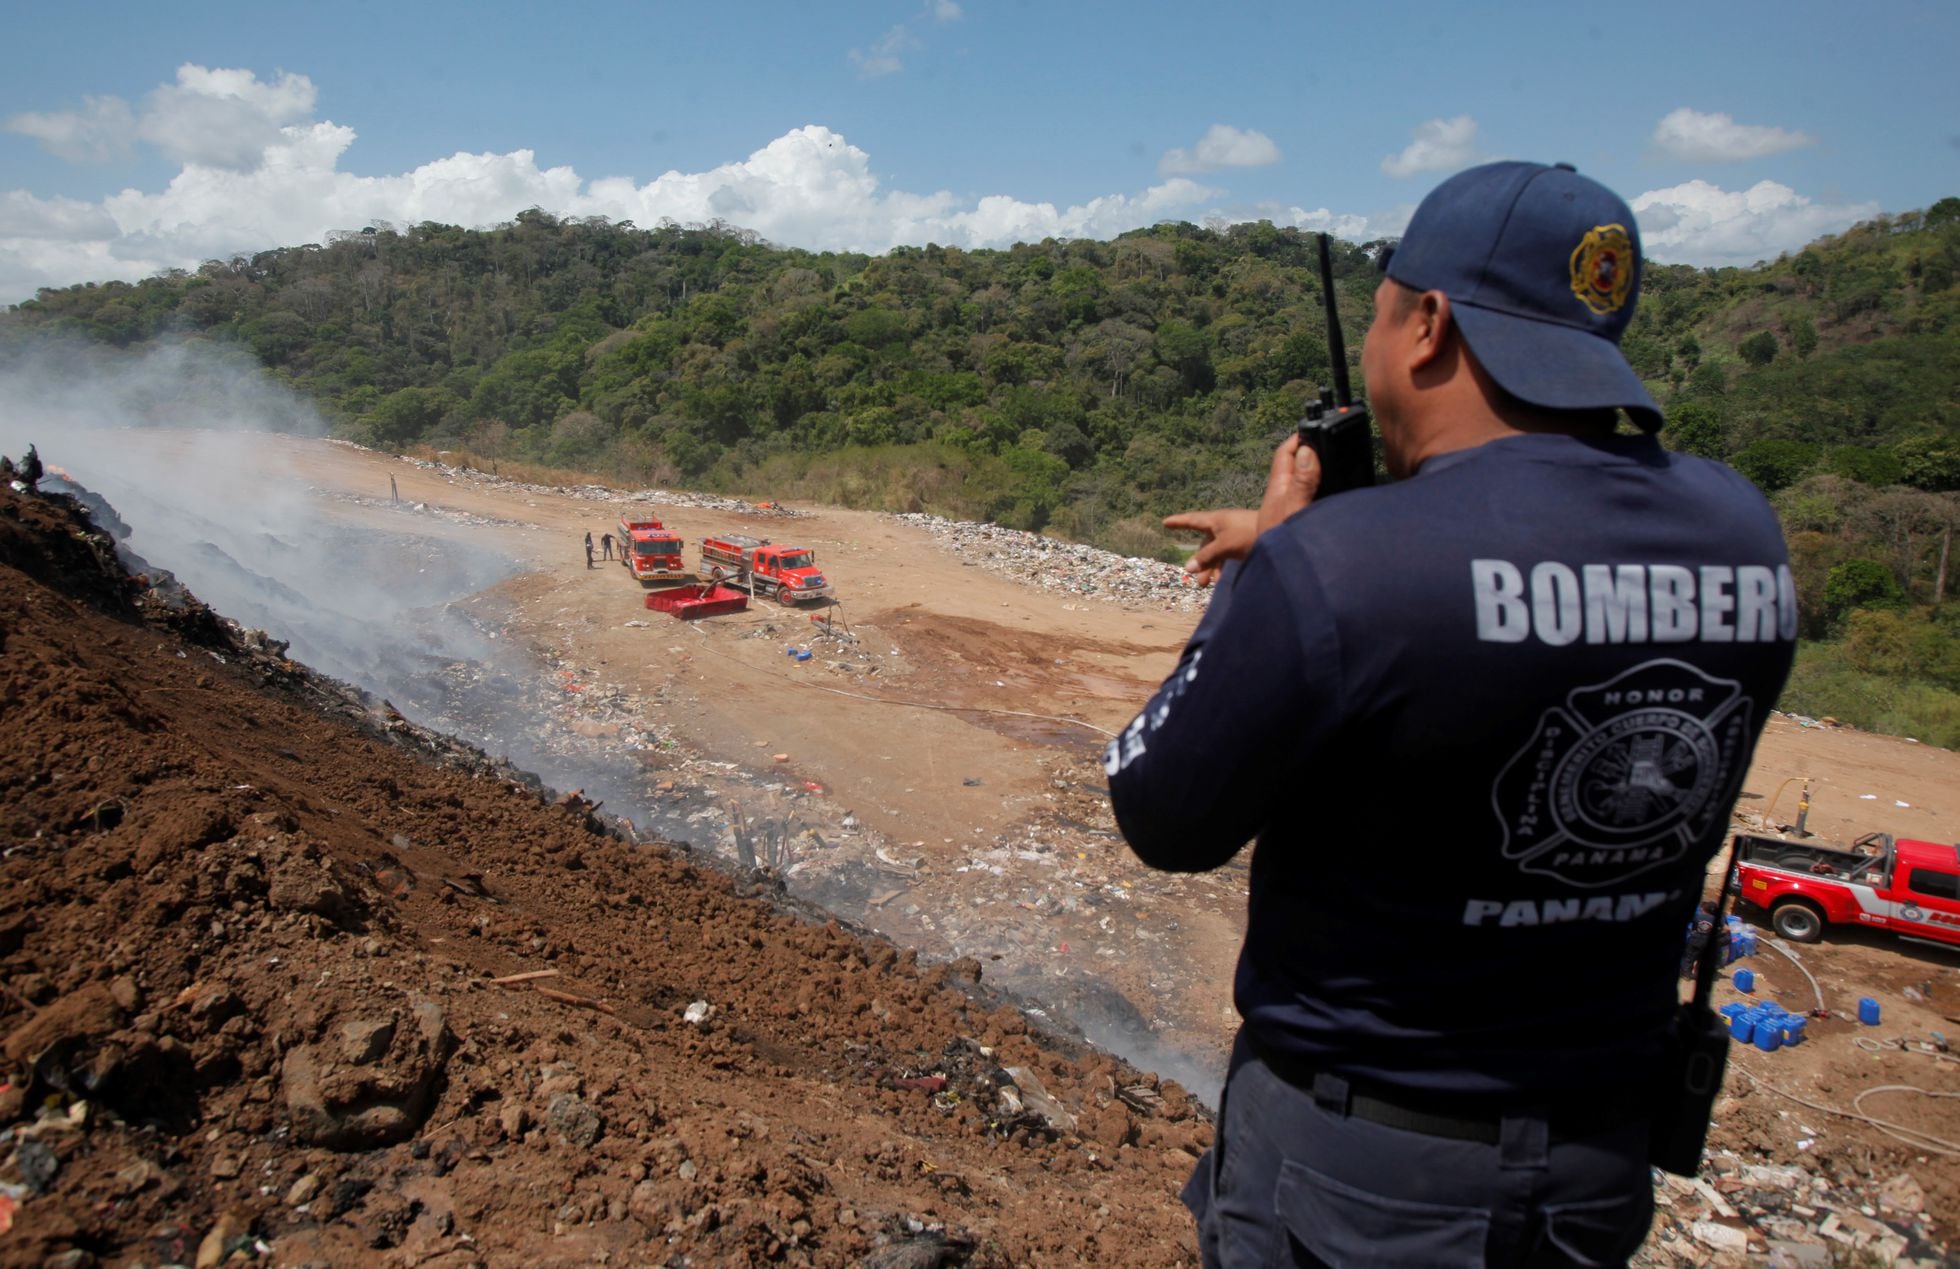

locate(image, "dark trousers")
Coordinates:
1184 1034 1654 1267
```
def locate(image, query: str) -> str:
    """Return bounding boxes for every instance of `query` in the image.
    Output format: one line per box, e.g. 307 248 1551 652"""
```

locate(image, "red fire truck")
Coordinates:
698 534 830 605
1732 831 1960 947
616 518 689 584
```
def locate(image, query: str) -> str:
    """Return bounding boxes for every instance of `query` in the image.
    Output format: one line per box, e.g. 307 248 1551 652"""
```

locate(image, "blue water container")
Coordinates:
1734 968 1756 993
1754 1023 1783 1052
1729 1013 1754 1043
1720 1002 1748 1020
1783 1017 1807 1046
1859 997 1881 1026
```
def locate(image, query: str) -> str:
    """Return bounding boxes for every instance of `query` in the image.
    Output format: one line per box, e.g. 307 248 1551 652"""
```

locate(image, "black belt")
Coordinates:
1246 1036 1642 1147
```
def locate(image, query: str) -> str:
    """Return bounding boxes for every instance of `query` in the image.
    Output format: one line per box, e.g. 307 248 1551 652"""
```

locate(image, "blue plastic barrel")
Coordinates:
1735 969 1755 993
1783 1017 1806 1045
1754 1022 1783 1052
1859 997 1881 1026
1729 1013 1753 1043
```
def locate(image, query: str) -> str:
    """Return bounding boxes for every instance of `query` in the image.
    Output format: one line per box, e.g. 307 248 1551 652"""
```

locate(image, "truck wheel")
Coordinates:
777 585 799 606
1770 900 1824 943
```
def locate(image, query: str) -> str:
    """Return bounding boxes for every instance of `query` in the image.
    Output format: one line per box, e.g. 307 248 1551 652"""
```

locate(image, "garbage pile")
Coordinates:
1639 1153 1943 1266
892 513 1204 613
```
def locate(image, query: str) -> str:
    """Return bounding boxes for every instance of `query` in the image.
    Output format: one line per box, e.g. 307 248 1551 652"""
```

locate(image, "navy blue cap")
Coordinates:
1385 161 1662 430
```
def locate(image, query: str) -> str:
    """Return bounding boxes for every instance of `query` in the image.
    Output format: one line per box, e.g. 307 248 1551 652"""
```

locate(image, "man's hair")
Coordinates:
1387 279 1423 319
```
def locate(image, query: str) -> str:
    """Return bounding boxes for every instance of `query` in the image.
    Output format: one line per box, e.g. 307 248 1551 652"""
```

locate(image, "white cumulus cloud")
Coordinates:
1159 125 1281 177
1650 108 1814 164
5 65 319 172
1632 179 1879 267
137 65 318 169
4 94 137 163
0 108 1242 303
0 191 119 242
0 68 1893 303
1380 116 1479 179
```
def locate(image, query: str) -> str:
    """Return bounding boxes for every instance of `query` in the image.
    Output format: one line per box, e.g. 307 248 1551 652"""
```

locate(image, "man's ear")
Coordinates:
1408 290 1454 372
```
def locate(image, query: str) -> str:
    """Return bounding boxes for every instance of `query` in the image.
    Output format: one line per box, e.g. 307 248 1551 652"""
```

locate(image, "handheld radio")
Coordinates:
1297 233 1376 498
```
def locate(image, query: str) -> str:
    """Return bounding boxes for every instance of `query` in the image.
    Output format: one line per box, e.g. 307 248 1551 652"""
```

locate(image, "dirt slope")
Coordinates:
0 484 1209 1264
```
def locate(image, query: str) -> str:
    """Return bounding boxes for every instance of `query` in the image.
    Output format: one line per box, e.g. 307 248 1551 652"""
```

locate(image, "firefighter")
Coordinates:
1680 900 1727 980
1107 162 1796 1266
602 532 615 561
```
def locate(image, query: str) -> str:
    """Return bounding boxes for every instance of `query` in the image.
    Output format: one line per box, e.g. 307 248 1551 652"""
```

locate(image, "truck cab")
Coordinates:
618 519 688 584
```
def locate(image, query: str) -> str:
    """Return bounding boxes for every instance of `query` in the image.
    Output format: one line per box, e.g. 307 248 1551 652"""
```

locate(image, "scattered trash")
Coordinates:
893 512 1205 612
682 1000 714 1025
15 1139 59 1193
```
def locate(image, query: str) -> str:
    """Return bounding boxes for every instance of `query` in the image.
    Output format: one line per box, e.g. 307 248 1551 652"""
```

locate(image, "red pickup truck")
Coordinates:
1732 831 1960 947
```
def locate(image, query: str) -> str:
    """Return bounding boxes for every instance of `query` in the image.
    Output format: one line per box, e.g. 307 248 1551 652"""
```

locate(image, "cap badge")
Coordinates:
1568 223 1634 316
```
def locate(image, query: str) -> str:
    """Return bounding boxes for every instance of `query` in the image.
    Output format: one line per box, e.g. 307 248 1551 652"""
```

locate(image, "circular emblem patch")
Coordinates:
1492 659 1751 888
1569 223 1634 316
1555 709 1718 841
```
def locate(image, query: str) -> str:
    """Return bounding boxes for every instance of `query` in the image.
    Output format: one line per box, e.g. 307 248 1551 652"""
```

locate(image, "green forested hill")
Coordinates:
7 201 1960 738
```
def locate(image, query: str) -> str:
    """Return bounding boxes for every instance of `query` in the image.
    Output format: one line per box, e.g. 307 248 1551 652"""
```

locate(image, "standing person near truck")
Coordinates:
1680 900 1725 980
1106 162 1797 1267
601 531 615 561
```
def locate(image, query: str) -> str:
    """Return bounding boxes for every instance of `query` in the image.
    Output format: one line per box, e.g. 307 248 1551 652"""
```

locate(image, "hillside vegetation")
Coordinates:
6 199 1960 738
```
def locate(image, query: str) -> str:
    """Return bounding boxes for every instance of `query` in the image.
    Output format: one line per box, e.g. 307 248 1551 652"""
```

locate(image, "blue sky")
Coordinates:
3 0 1955 303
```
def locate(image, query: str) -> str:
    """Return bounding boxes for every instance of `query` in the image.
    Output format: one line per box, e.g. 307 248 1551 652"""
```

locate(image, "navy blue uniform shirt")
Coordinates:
1107 431 1795 1099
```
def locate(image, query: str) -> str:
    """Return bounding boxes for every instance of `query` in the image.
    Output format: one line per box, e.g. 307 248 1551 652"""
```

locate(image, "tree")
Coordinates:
1664 400 1728 459
1822 558 1903 622
1738 330 1778 366
1825 446 1904 486
1731 439 1819 493
1896 436 1960 492
364 386 458 446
